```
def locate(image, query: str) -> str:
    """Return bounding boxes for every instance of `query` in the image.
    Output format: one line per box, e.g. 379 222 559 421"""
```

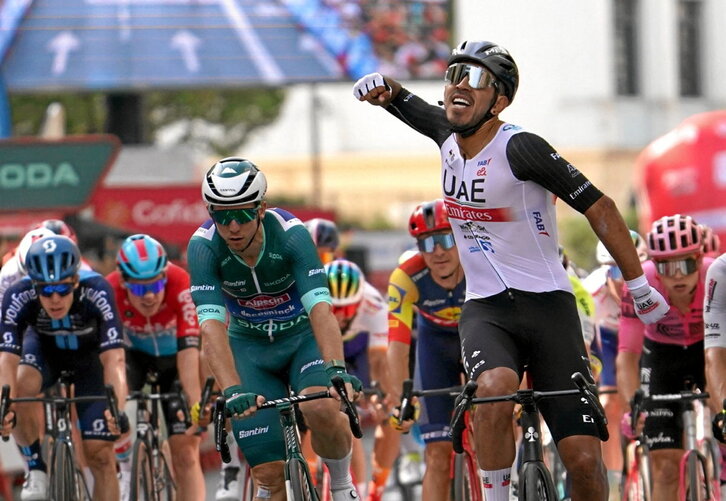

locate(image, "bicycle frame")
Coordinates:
122 372 201 501
397 380 479 501
622 433 652 501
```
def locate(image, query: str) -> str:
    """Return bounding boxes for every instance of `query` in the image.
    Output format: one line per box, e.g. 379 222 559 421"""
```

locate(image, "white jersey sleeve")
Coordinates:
343 283 389 349
704 254 726 350
0 256 25 316
583 266 621 332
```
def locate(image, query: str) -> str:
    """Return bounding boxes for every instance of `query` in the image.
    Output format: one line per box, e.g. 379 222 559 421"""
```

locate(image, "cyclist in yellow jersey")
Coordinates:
377 200 465 501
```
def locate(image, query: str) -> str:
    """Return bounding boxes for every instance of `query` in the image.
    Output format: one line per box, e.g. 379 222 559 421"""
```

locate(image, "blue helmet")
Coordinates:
117 234 168 280
25 235 81 282
304 218 340 250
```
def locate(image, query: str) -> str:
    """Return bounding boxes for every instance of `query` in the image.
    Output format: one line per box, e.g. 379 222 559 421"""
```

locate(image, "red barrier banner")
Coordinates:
91 185 335 247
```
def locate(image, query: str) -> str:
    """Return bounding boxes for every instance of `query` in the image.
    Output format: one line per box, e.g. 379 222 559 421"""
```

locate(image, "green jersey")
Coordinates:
187 208 331 340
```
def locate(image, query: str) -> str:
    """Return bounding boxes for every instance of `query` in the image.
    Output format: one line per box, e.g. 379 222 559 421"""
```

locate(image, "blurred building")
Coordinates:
240 0 726 225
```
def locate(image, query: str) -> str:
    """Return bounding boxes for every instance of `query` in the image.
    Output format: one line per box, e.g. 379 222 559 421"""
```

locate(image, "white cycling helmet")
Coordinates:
596 230 648 265
16 228 56 273
201 157 267 207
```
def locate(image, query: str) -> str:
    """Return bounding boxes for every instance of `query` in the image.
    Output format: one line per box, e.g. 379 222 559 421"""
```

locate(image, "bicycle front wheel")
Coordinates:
623 442 652 501
130 439 155 501
153 441 176 501
683 450 709 501
519 462 556 501
286 458 319 501
452 452 482 501
49 439 79 501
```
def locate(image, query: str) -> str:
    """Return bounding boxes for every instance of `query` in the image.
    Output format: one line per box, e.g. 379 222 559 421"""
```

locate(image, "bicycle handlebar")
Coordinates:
212 376 363 463
0 385 10 442
198 376 216 420
213 396 231 464
331 375 363 439
450 380 477 454
628 388 710 438
104 384 122 432
0 383 123 440
570 372 609 441
450 372 609 453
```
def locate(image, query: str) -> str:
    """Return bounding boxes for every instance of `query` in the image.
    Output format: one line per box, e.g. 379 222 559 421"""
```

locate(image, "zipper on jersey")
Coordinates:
459 157 509 292
267 319 274 343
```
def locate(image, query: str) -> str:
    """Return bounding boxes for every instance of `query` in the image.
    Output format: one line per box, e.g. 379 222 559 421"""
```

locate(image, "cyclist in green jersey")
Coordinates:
187 157 362 501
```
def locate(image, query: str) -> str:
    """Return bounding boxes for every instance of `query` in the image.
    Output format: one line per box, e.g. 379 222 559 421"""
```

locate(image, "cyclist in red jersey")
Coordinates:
106 234 206 501
617 214 714 501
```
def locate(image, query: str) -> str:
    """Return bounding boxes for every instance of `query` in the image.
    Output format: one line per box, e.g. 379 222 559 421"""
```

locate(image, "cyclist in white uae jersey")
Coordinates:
705 253 726 485
353 40 669 501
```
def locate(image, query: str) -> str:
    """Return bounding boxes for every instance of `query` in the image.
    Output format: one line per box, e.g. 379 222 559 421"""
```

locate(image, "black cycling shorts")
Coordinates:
640 338 705 451
126 349 188 436
459 288 599 443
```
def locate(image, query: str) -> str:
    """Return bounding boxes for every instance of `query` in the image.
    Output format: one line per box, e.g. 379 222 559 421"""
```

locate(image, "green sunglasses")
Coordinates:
209 205 260 226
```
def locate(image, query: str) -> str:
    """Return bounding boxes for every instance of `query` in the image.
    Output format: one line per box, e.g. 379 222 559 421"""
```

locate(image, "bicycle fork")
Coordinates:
680 406 713 500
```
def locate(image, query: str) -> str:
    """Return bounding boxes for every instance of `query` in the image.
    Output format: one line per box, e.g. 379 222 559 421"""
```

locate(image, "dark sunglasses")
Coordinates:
417 233 456 253
209 206 260 226
124 278 167 297
654 257 699 277
34 282 75 297
445 63 496 89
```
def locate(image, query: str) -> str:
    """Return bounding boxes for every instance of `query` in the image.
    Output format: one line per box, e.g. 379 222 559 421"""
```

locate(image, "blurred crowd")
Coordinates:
327 0 451 79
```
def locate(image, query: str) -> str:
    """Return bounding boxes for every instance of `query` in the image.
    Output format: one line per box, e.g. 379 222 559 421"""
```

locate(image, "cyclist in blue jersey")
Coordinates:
353 40 670 501
0 235 128 501
187 157 362 501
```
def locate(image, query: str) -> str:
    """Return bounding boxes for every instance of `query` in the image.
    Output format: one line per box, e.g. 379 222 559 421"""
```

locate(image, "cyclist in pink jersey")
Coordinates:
617 214 714 501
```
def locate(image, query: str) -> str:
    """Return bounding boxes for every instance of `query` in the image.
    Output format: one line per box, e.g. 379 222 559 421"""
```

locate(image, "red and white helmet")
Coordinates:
17 228 56 273
408 199 450 238
34 219 77 242
699 224 721 256
647 214 702 258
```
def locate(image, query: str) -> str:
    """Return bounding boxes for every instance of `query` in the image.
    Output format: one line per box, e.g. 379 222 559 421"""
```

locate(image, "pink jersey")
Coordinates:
618 258 714 354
